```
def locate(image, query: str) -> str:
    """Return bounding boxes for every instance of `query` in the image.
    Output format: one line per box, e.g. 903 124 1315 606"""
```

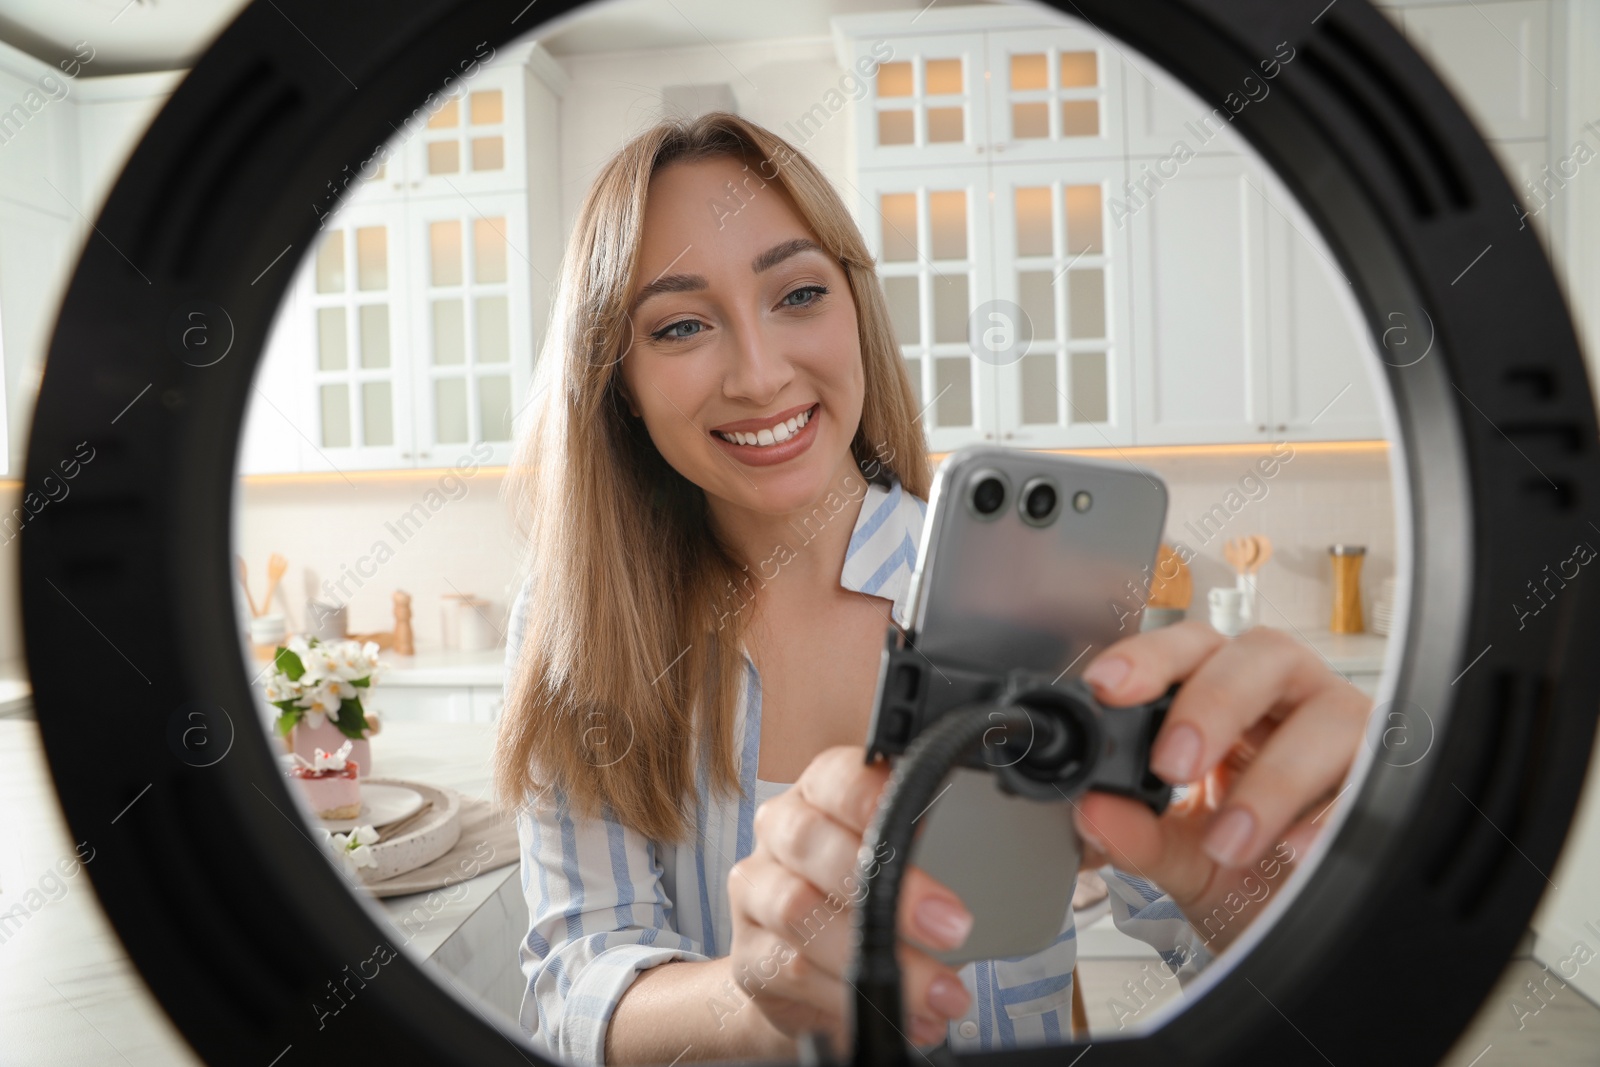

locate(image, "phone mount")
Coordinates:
865 627 1177 813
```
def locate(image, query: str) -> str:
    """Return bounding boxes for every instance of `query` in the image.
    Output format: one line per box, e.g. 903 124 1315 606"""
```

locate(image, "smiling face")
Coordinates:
618 154 865 523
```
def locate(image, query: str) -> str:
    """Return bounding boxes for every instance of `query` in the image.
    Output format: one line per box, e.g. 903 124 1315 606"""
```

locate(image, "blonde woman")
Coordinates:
493 113 1369 1065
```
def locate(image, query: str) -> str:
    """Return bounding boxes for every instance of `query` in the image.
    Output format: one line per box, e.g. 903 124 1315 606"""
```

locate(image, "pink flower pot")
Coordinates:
289 717 373 778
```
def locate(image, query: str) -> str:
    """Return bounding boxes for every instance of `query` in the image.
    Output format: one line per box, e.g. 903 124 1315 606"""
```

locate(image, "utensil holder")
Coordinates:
1235 572 1258 628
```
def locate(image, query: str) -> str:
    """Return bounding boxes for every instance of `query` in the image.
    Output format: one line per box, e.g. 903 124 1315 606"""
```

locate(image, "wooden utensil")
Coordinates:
236 554 260 617
1249 535 1273 573
1148 543 1193 609
261 553 288 615
1223 536 1257 577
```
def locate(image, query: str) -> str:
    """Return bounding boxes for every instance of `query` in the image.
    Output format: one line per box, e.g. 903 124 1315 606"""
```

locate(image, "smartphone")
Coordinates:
894 446 1168 965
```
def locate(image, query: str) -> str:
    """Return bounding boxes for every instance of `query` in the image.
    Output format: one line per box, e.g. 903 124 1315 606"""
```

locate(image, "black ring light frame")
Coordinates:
20 0 1600 1063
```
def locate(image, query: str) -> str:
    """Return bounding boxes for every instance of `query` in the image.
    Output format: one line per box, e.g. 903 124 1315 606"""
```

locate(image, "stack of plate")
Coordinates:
1370 576 1396 637
280 765 464 884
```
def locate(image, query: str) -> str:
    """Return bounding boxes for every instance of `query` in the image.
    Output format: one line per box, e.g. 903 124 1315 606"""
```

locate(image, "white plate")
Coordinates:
318 782 425 833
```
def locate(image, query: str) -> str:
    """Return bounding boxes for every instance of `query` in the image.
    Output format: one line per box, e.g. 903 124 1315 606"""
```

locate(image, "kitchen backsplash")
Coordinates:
220 444 1396 658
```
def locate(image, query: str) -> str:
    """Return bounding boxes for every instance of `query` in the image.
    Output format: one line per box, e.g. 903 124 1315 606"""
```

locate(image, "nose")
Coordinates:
721 310 794 407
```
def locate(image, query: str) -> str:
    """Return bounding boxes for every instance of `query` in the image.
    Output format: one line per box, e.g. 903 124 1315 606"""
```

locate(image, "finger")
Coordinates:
1194 680 1370 868
755 797 975 954
731 921 847 1027
794 745 892 834
729 859 973 1027
1115 626 1333 786
1070 789 1215 905
1155 628 1330 784
1081 619 1225 706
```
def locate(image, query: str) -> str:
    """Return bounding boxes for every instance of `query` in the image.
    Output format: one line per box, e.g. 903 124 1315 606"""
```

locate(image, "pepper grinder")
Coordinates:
1329 544 1366 634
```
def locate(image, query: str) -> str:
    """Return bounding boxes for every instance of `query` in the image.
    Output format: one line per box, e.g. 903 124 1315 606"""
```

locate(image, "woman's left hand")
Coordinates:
1072 620 1372 953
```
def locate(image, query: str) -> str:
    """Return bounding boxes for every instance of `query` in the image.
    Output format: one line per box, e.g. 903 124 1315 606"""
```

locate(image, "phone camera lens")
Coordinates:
1018 478 1060 526
970 474 1007 518
1072 490 1092 513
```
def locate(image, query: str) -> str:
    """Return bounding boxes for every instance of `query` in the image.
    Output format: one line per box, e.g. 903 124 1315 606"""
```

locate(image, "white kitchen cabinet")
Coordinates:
372 684 503 724
1128 154 1273 445
838 8 1392 448
1262 183 1387 441
1394 1 1551 142
854 165 998 453
850 32 987 170
403 191 532 467
988 159 1135 447
238 42 561 474
374 686 475 724
980 28 1124 163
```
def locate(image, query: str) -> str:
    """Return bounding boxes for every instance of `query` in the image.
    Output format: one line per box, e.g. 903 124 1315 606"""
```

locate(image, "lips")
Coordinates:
710 402 818 437
710 403 821 468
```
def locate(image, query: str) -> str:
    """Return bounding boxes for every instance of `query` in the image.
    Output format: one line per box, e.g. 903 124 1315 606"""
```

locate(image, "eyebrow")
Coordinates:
630 238 828 314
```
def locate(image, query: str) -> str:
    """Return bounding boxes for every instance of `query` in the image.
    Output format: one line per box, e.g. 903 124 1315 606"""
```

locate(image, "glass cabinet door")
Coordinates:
302 202 413 469
989 160 1135 447
402 65 525 198
983 27 1124 163
856 167 996 453
850 34 990 170
405 192 532 466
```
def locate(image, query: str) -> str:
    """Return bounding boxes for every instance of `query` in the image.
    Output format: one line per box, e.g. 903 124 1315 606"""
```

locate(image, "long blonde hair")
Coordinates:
492 113 931 841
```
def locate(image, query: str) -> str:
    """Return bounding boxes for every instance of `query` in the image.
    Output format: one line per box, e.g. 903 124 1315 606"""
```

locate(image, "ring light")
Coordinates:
21 1 1600 1064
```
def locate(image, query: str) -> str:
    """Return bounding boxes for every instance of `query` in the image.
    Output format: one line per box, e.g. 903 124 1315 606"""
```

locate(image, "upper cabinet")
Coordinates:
836 6 1389 449
240 43 564 475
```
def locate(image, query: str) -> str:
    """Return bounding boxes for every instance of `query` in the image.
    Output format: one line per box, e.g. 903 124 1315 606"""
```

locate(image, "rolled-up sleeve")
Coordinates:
505 580 710 1064
517 786 711 1065
1101 867 1213 986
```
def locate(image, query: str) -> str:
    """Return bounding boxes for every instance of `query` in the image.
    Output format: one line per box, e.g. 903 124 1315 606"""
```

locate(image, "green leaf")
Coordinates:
349 676 371 688
274 707 302 738
335 698 369 739
274 647 305 682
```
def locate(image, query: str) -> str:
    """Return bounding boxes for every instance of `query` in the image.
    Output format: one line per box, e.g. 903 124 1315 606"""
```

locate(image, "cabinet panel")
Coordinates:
470 687 505 723
404 192 532 467
856 166 997 453
851 34 989 170
1121 53 1255 160
983 27 1124 163
374 686 474 723
1400 1 1550 141
1266 191 1386 440
988 159 1134 447
1130 156 1271 444
400 64 528 198
300 201 415 470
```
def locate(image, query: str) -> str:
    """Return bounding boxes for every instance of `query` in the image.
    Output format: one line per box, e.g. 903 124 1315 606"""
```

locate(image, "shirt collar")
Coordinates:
839 475 927 628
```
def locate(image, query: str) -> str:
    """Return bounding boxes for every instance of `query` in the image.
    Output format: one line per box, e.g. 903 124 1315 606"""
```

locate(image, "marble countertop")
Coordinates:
0 718 521 1065
1291 627 1391 674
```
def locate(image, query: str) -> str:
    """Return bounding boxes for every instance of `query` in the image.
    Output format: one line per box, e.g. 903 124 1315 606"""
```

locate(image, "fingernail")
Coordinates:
915 897 973 949
927 976 971 1019
1151 723 1202 782
1204 807 1258 867
1083 655 1131 695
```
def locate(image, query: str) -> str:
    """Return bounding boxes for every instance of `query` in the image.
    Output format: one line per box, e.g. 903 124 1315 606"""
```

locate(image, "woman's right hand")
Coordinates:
727 745 976 1056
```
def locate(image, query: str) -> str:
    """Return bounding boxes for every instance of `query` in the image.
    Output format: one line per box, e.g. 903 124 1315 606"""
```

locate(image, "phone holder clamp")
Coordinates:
865 626 1177 814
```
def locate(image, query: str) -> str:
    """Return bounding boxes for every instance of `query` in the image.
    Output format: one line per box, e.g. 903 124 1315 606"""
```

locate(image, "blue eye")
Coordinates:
652 319 703 342
646 286 832 343
782 285 828 307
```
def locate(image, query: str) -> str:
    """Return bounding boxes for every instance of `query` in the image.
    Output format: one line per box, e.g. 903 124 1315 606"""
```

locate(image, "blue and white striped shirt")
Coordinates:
506 475 1211 1064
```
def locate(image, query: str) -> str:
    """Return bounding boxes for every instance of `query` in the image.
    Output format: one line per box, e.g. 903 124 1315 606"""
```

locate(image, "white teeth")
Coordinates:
715 405 815 447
